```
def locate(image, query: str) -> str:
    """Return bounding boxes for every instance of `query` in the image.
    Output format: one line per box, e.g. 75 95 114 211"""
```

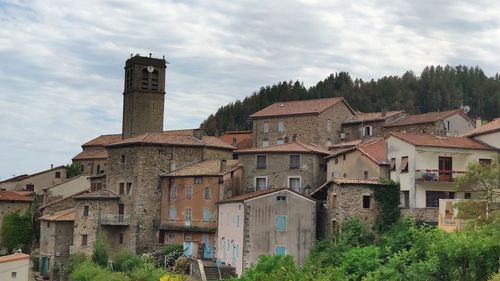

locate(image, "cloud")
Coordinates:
1 0 499 179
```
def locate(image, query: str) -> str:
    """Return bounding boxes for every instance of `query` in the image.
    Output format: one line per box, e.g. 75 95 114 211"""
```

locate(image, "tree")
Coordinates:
1 211 33 252
91 236 109 267
65 163 82 179
456 155 500 204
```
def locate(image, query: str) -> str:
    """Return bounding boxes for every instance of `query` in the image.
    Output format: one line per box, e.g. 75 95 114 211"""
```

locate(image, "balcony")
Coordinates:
100 214 130 226
415 169 464 183
160 220 217 233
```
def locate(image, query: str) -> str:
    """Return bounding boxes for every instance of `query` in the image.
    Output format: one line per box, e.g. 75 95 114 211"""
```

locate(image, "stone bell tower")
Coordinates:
122 54 167 139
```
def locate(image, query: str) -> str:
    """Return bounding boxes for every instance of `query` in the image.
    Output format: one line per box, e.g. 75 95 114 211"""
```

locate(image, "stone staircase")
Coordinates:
204 264 220 280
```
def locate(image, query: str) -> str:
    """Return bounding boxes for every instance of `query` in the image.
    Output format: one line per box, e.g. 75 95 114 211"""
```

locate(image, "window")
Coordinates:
277 139 285 145
184 233 192 242
276 216 287 232
11 272 17 278
364 126 373 136
262 139 269 147
47 221 51 229
186 186 193 199
464 192 472 199
256 155 267 169
25 184 34 191
203 208 211 222
204 187 211 200
342 154 346 161
292 134 297 142
331 194 337 208
119 233 124 244
363 170 368 179
232 137 237 146
255 177 267 191
400 156 409 172
275 246 287 256
126 183 132 195
479 159 492 166
82 235 88 246
83 206 89 217
426 191 455 208
289 155 300 169
438 157 452 182
390 158 396 171
80 165 84 172
363 195 371 208
120 155 126 164
236 215 240 228
278 121 284 132
96 165 101 174
446 121 451 131
55 171 61 179
170 187 177 199
401 191 409 208
169 207 177 220
184 208 192 221
288 177 301 192
119 183 125 195
334 158 339 165
194 176 203 184
263 122 269 133
277 195 287 203
327 119 332 132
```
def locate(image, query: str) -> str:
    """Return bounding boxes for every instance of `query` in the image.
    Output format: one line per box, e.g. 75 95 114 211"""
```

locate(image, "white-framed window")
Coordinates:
288 176 301 192
186 186 193 199
263 122 269 133
262 139 269 147
184 208 192 221
363 126 373 136
170 187 177 199
277 139 285 145
169 206 177 220
278 121 284 132
255 177 268 191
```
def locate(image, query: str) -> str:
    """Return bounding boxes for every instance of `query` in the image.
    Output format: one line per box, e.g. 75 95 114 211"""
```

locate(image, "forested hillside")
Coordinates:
200 65 500 135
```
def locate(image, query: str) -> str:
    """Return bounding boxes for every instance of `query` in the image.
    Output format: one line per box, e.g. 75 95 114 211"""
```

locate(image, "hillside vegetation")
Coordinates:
201 65 500 135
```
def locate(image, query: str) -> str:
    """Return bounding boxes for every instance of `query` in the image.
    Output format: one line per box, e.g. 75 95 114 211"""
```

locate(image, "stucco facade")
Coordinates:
42 175 90 205
0 253 30 281
0 166 66 194
326 149 388 180
217 189 316 276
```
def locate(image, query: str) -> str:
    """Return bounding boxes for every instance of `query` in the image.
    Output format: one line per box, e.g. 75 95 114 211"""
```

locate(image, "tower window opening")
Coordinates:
151 70 159 91
141 68 149 90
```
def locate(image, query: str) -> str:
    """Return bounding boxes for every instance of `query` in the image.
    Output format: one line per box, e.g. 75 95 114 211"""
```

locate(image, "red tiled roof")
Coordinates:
343 111 405 124
236 142 330 155
72 148 108 160
358 139 388 164
164 160 240 177
0 191 33 202
73 189 119 200
39 208 75 221
385 109 469 127
0 253 30 264
464 118 500 137
82 134 122 147
107 132 235 150
249 97 353 118
219 188 315 204
389 132 496 150
218 131 253 149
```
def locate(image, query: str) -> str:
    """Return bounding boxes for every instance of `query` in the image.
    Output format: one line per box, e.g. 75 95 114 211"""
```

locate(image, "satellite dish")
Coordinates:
460 105 470 114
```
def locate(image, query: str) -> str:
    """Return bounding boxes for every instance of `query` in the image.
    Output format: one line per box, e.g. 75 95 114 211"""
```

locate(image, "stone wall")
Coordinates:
203 148 233 161
238 153 326 194
41 197 77 215
400 208 439 224
73 157 108 176
341 112 408 142
39 220 74 280
385 120 445 136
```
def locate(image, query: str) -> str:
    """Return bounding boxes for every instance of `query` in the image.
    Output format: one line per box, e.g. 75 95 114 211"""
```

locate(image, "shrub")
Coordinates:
235 255 303 281
91 237 109 267
113 250 136 272
160 273 187 281
164 244 183 268
173 256 190 275
66 252 88 274
340 246 380 281
69 261 105 281
129 261 166 281
1 211 33 252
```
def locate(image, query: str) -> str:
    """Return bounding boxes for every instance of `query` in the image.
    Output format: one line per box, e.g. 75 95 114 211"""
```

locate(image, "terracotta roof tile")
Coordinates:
72 148 108 160
202 136 236 150
164 160 240 177
0 191 33 202
328 139 363 150
219 188 315 204
39 208 75 221
385 109 468 127
464 118 500 137
219 131 253 149
73 189 119 200
250 97 352 118
357 139 388 164
0 253 30 264
82 134 122 147
236 142 330 154
390 132 496 150
343 111 405 124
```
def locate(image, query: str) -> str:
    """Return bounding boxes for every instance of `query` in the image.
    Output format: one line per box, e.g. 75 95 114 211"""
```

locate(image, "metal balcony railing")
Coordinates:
415 169 464 182
100 214 130 226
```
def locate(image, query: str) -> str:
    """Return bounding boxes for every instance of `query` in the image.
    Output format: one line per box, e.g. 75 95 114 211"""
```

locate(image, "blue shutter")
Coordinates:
276 246 286 255
203 209 210 222
236 215 240 228
169 207 177 220
276 215 287 232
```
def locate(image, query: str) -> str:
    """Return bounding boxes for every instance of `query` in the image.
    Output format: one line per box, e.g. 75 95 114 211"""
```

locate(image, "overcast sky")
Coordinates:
1 0 500 180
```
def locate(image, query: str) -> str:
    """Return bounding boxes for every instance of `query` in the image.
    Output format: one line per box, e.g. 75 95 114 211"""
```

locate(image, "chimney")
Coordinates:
381 109 387 118
51 164 54 169
476 118 482 129
220 159 227 172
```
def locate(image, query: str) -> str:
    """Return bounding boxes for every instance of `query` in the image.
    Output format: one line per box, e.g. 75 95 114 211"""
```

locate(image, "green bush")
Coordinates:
69 261 105 281
129 261 166 281
91 237 109 267
173 256 190 275
234 255 303 281
1 211 33 252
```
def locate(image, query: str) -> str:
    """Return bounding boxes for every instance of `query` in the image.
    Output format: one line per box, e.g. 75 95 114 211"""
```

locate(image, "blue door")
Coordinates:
40 257 48 276
183 241 192 256
203 235 213 259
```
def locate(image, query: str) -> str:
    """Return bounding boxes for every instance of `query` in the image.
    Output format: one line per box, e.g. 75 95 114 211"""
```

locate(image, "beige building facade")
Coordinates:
0 165 66 194
0 253 30 281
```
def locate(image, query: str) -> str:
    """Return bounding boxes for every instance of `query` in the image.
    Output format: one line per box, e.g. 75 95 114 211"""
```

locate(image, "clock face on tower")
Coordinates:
147 66 154 73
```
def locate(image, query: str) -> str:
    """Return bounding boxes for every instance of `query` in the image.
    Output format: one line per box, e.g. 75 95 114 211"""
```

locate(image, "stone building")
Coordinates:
0 165 66 194
0 191 33 253
216 188 316 276
384 109 476 137
72 134 121 175
341 110 407 142
250 97 355 148
159 159 242 259
236 142 329 194
387 132 498 223
325 138 389 180
218 131 252 149
38 208 75 279
311 178 385 238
